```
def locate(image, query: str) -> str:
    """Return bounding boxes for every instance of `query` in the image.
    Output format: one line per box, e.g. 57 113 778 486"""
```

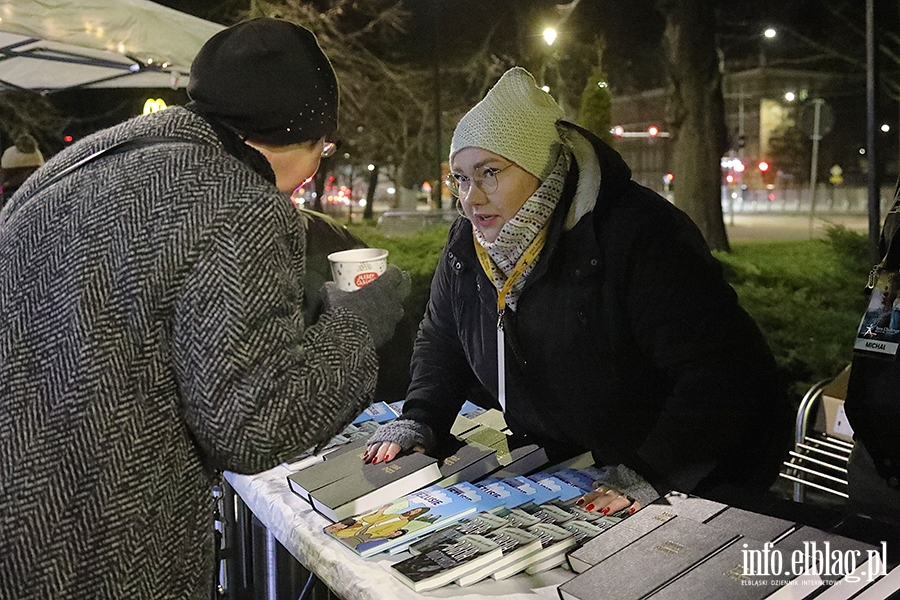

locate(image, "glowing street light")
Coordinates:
763 27 777 39
543 28 557 46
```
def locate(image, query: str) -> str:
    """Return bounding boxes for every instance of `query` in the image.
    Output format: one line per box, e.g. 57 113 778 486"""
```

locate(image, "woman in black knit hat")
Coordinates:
0 18 409 600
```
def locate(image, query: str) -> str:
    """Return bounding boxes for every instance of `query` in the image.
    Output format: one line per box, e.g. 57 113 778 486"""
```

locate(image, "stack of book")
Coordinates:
287 404 528 523
281 401 399 471
560 492 891 600
323 484 481 558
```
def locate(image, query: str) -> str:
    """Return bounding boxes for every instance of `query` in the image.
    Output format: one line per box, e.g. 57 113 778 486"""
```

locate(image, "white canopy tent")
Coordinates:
0 0 224 92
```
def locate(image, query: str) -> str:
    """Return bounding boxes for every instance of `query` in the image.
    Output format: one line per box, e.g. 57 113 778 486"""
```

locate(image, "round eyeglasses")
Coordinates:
444 164 513 199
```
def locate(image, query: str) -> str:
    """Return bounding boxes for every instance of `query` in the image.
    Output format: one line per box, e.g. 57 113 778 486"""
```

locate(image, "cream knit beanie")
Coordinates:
450 67 564 181
1 134 44 170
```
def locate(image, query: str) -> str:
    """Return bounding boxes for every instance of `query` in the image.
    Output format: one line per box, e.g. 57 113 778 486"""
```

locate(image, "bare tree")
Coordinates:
657 0 729 251
250 0 458 211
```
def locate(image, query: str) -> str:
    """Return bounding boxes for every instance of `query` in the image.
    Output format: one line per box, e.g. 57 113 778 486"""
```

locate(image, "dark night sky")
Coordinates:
44 1 899 145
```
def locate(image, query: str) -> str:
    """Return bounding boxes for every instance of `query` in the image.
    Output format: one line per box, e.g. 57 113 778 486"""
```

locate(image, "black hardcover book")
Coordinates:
286 439 369 501
705 506 796 542
646 537 780 600
764 526 880 600
566 493 729 574
567 503 683 573
432 436 501 487
390 534 503 592
558 517 737 600
308 449 442 522
655 491 729 522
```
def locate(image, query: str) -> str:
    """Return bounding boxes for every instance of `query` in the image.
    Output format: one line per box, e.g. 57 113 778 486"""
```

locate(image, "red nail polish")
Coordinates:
576 499 585 506
372 458 379 464
585 504 595 512
628 506 637 515
384 454 392 462
601 507 610 515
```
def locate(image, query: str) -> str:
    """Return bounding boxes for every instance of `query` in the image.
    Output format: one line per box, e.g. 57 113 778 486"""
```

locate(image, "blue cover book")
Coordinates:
445 481 506 513
502 475 563 506
324 484 478 558
459 400 483 415
526 472 585 503
545 468 600 494
352 401 400 424
477 478 534 509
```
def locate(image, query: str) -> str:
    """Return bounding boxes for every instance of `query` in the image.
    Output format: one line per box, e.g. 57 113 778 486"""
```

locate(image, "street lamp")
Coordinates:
543 28 557 46
539 27 558 95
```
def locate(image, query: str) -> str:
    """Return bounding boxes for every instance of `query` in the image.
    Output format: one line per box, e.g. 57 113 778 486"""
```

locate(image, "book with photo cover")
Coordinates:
406 510 513 556
389 481 507 555
308 449 442 522
525 519 606 575
493 506 543 531
492 521 577 580
456 526 543 586
557 516 737 600
323 484 478 558
390 534 503 592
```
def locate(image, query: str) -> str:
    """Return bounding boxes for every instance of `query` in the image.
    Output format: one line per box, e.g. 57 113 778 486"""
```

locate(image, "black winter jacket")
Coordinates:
402 125 791 497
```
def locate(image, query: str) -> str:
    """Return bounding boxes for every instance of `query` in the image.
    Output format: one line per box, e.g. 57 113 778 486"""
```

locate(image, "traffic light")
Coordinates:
758 161 776 186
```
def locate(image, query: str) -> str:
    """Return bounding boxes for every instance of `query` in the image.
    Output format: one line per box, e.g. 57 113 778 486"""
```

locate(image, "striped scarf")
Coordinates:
474 147 570 311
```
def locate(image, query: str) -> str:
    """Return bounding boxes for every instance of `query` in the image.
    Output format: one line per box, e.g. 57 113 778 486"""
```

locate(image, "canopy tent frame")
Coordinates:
0 0 224 93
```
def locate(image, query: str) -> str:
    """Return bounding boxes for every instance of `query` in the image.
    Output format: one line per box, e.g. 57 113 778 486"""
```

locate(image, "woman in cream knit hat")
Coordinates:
366 67 791 514
1 133 44 206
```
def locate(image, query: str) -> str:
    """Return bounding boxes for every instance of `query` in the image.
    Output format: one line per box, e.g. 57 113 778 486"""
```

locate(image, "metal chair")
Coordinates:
779 374 854 502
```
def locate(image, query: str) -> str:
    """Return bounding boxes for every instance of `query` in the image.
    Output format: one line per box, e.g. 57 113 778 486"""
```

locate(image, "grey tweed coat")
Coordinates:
0 107 378 598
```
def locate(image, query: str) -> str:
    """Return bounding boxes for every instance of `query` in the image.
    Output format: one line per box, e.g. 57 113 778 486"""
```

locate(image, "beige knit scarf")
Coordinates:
474 147 570 311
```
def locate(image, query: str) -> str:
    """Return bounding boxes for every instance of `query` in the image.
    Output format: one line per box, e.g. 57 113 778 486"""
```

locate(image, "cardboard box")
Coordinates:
817 365 855 443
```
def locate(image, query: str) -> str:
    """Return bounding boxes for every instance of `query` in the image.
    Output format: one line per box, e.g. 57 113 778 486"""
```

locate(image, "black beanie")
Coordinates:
188 18 338 146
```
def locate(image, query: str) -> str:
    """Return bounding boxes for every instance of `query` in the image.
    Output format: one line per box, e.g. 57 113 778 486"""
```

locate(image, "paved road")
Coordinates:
724 213 871 243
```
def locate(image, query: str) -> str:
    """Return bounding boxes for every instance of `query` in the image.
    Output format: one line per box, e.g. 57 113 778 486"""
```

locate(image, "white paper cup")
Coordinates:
327 248 389 291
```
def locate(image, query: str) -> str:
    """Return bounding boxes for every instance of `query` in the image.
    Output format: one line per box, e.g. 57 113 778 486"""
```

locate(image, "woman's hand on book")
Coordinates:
575 484 641 517
363 441 425 464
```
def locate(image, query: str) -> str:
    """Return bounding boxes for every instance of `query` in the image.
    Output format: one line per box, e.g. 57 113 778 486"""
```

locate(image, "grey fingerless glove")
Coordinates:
368 419 436 453
323 264 411 348
596 464 661 507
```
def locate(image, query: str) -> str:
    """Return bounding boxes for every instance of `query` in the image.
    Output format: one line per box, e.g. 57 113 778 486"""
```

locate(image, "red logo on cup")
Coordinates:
354 272 378 287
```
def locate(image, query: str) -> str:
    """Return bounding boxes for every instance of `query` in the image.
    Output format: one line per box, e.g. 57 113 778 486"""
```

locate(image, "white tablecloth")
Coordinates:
225 465 574 600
